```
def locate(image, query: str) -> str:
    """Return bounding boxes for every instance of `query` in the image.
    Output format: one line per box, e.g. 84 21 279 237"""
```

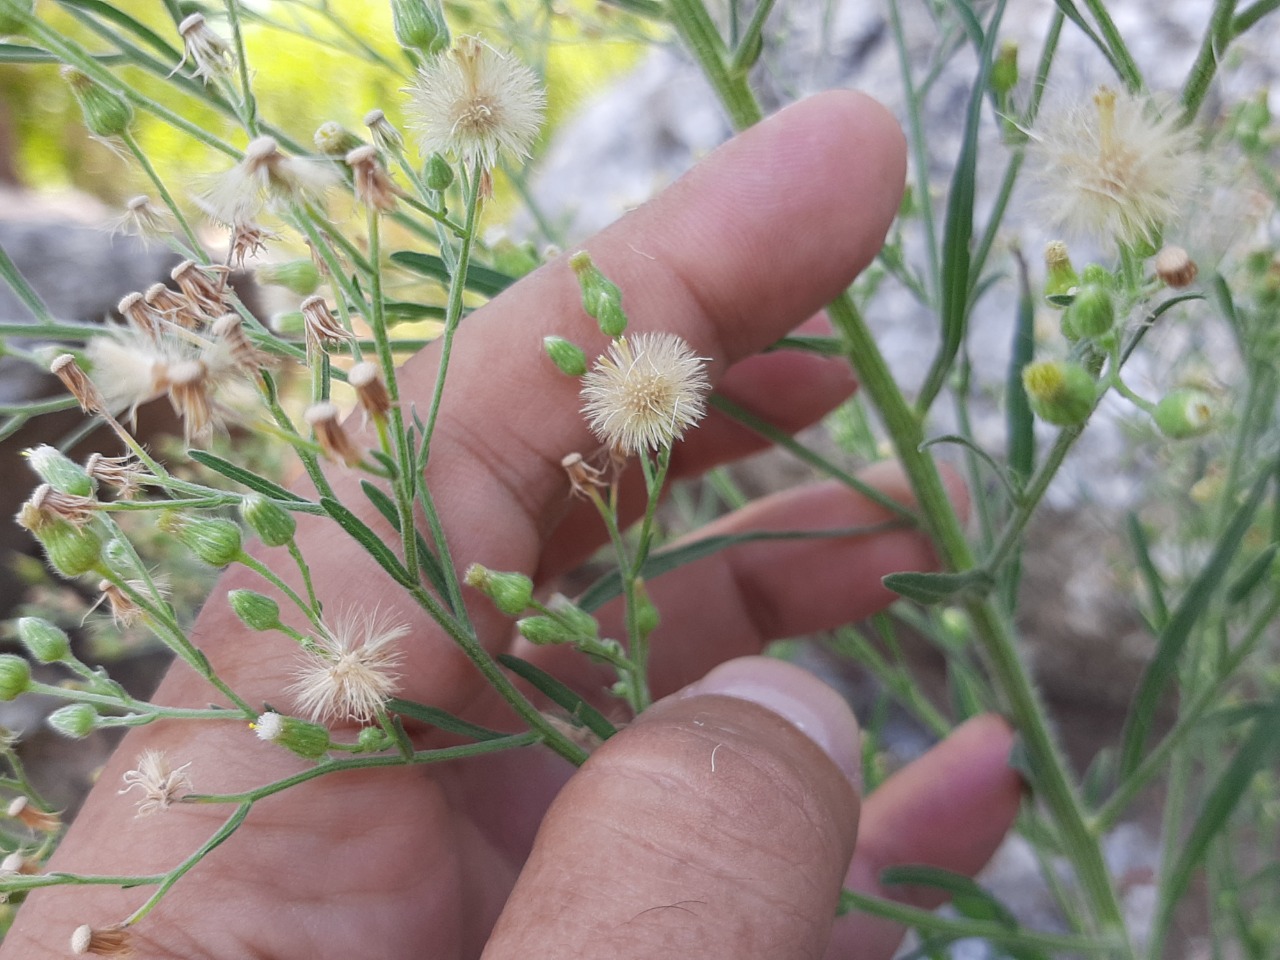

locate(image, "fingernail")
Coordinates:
679 656 862 792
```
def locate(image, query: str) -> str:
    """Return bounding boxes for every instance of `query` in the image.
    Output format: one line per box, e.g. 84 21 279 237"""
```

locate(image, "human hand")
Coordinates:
2 91 1020 959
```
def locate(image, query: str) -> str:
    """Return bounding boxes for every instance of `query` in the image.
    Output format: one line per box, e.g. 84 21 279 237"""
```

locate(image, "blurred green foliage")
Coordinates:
0 0 643 206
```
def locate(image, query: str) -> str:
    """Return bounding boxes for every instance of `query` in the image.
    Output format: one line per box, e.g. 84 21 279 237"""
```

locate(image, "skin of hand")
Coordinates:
2 91 1022 959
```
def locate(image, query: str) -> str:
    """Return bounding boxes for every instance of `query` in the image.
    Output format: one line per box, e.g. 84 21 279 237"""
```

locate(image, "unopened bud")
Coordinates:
1044 240 1079 304
633 579 660 639
569 251 627 337
1154 245 1198 288
25 445 93 496
391 0 450 56
516 593 599 645
256 259 322 296
61 66 133 138
239 495 296 547
464 564 534 616
0 655 31 700
992 40 1018 97
48 703 98 739
227 589 282 631
253 711 331 759
349 362 392 421
1153 389 1214 439
313 121 363 157
1062 283 1114 340
1022 360 1096 427
357 726 390 752
17 616 71 662
424 153 454 191
41 521 103 578
163 513 244 567
542 336 587 377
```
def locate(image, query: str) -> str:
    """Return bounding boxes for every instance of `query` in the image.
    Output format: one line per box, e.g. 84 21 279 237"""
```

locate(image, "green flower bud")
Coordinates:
270 310 306 337
569 251 627 337
464 564 534 617
228 589 282 632
41 521 102 578
1079 264 1115 288
633 579 660 639
239 495 297 548
357 726 391 752
164 514 243 567
543 336 588 377
991 40 1018 97
515 615 571 645
490 239 540 279
0 655 31 701
256 259 322 297
1063 283 1114 340
17 617 71 663
313 122 363 157
61 66 133 138
47 703 98 739
391 0 450 57
1022 360 1096 427
1153 389 1214 439
253 711 331 759
24 445 93 496
425 153 454 191
1232 92 1270 153
1044 240 1079 305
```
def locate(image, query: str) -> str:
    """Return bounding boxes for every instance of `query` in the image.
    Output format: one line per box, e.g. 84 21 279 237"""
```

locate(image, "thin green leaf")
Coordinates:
578 524 901 613
358 480 451 600
1048 0 1120 74
881 866 1019 929
496 654 617 741
1126 512 1169 629
383 301 447 324
883 569 993 605
319 497 414 588
0 243 56 324
390 251 515 298
1154 701 1280 938
187 450 308 503
920 434 1020 502
1120 470 1270 776
1226 544 1276 605
916 0 1006 412
767 334 844 356
1007 251 1036 484
386 698 509 741
57 0 183 61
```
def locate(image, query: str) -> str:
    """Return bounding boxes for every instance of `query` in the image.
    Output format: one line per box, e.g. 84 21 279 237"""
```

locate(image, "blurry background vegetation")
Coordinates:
0 0 645 213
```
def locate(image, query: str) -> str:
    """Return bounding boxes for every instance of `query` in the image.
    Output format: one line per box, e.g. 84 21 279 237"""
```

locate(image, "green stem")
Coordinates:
1232 0 1280 35
0 243 57 325
119 130 204 255
419 161 485 460
1079 0 1144 91
125 803 251 926
224 0 260 135
983 427 1082 576
1179 0 1238 122
666 0 762 130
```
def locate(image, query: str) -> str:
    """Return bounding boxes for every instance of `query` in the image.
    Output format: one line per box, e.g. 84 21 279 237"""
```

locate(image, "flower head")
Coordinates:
1029 86 1201 248
198 136 336 227
405 36 545 169
175 12 233 83
580 333 710 454
288 609 406 724
118 750 191 816
70 923 132 957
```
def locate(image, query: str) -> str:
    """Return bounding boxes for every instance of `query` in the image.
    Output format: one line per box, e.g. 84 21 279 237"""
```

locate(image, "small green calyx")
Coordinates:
1063 283 1115 341
163 513 244 567
253 712 332 759
464 564 534 617
61 66 133 138
48 703 98 739
1022 360 1096 427
1153 389 1214 439
425 153 454 191
0 655 32 701
543 336 588 377
569 252 627 337
240 495 297 548
17 617 71 663
25 445 93 497
391 0 449 57
228 589 283 632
